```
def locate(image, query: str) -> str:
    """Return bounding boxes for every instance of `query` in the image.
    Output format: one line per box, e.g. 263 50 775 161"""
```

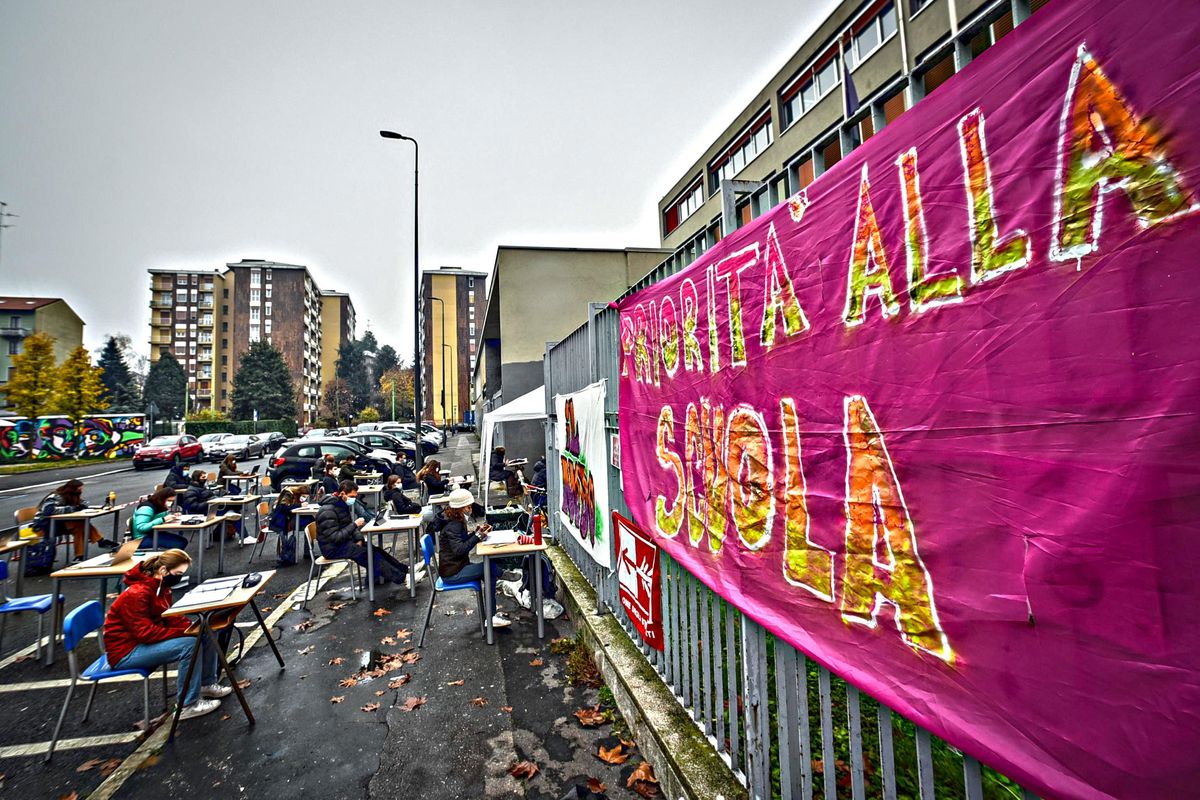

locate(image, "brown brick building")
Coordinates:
421 266 488 428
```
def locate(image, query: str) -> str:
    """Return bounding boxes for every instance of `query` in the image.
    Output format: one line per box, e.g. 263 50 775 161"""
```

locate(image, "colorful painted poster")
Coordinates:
555 381 611 568
0 415 145 461
613 512 663 651
616 2 1200 798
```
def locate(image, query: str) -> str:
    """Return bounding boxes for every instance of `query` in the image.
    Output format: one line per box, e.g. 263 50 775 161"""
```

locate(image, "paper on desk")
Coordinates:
482 530 519 546
173 583 236 607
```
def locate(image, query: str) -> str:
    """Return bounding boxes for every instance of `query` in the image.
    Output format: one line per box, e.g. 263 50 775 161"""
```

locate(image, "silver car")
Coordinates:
214 434 265 459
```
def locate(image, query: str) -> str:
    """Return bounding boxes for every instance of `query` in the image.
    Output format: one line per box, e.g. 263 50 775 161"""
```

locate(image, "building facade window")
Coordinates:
780 55 840 128
846 2 898 70
250 307 260 323
250 289 260 304
177 274 187 285
709 114 773 191
909 0 934 16
663 180 704 236
265 285 271 299
250 269 261 288
8 339 19 355
249 324 260 342
265 302 272 316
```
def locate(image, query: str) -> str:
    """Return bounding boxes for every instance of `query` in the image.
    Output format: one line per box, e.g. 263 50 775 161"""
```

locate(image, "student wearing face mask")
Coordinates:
102 549 232 720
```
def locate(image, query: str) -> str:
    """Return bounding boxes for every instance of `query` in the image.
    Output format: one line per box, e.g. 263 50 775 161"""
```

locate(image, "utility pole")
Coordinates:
0 202 18 272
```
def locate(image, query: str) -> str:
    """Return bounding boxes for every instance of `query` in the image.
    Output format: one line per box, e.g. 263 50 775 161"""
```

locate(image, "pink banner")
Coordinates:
617 2 1200 798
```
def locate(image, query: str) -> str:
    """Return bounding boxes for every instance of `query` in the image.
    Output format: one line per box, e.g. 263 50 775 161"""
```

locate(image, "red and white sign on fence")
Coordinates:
613 511 663 651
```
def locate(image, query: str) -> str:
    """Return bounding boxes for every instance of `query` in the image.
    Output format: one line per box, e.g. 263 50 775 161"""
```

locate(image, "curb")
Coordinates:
546 545 747 800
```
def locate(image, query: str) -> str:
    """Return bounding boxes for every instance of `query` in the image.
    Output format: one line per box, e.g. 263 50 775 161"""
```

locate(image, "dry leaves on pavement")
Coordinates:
294 619 314 632
296 646 313 655
470 697 487 707
328 657 345 666
58 793 79 800
339 677 358 688
501 705 513 713
529 658 544 667
330 696 345 704
328 602 347 611
447 679 464 686
508 761 540 781
361 702 381 713
398 696 427 712
372 607 391 617
587 777 607 794
628 761 660 797
574 705 606 727
387 675 411 689
597 742 631 765
400 651 422 665
375 690 386 697
235 678 252 689
379 636 396 645
395 628 412 639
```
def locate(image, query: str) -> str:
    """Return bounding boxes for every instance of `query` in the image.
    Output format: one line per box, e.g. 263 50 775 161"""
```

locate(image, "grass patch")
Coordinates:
0 456 131 475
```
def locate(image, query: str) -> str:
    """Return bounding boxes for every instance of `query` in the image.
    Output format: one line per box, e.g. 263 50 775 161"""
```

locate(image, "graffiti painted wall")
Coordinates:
0 414 145 461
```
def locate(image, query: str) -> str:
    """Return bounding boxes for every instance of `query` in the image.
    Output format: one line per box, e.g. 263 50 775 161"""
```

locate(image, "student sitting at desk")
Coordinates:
489 446 516 483
393 457 419 491
269 488 302 567
319 463 340 497
530 457 548 510
131 488 188 549
179 470 215 515
383 474 421 516
337 456 358 484
311 453 335 480
218 455 242 488
32 479 117 562
163 462 189 492
433 489 510 629
316 481 409 587
104 549 231 720
416 459 448 496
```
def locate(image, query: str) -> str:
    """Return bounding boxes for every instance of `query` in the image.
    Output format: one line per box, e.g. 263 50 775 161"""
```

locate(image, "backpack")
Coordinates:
276 530 297 567
520 553 557 601
23 535 56 576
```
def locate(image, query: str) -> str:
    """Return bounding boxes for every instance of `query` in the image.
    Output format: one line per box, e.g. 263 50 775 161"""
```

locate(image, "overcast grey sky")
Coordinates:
0 0 835 359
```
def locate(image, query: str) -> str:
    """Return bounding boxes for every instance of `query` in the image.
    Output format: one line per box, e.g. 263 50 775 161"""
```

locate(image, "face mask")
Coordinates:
161 573 184 588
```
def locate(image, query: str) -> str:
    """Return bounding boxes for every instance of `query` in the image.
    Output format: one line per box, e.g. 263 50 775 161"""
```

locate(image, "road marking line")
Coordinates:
87 562 348 800
0 632 97 671
0 732 141 759
0 467 134 495
0 670 179 692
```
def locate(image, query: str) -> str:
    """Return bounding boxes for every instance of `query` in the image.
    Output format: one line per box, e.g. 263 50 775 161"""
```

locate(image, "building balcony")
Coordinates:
198 352 213 362
198 299 214 309
150 334 173 346
0 324 29 338
150 299 173 309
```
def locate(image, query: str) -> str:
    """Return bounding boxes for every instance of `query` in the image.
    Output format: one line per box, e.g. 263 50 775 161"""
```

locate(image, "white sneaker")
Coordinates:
490 614 512 629
241 536 259 545
179 697 222 719
201 683 233 698
412 563 427 582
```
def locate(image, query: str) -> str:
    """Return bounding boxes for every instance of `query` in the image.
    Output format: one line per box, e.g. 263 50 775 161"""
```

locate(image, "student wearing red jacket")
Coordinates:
103 549 231 720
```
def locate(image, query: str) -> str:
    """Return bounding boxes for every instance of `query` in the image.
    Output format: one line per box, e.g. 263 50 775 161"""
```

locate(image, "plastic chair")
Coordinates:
417 533 485 648
46 600 167 762
16 506 77 566
0 560 64 661
250 502 273 564
301 522 362 610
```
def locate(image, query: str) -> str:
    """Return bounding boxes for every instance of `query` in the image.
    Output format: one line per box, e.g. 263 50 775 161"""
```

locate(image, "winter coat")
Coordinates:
384 487 421 516
531 459 547 489
270 498 298 533
421 473 448 496
103 564 191 667
337 465 356 484
163 464 189 491
31 494 82 534
393 462 419 491
436 516 479 579
320 474 340 496
179 482 214 515
315 495 360 552
488 451 511 482
131 502 169 538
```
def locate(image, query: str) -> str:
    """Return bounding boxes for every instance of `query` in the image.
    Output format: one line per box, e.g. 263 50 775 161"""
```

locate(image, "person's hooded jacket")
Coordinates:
433 503 488 578
131 501 170 538
103 564 191 667
163 464 189 491
488 450 510 482
31 492 82 534
179 480 214 515
384 486 421 516
315 494 359 552
531 458 547 489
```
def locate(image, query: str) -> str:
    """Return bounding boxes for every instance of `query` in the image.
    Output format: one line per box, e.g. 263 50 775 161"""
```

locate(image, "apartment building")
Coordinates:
421 266 488 428
0 297 85 399
149 260 344 422
320 291 357 399
658 0 1052 263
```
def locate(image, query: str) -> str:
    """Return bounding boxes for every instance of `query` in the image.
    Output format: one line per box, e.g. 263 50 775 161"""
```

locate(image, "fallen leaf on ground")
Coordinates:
352 647 364 654
470 697 487 707
597 743 631 765
447 679 464 686
574 705 606 727
272 592 287 599
339 677 358 688
361 702 380 712
294 619 314 632
139 754 161 770
220 714 231 721
296 646 313 655
398 696 426 712
463 608 474 615
508 760 540 781
529 658 544 667
330 696 345 704
375 690 386 697
328 657 345 666
328 602 347 610
628 761 659 797
379 636 395 645
13 654 34 663
400 652 421 665
620 737 637 748
259 606 272 614
99 758 122 777
395 628 412 639
587 777 607 794
76 758 106 773
387 675 411 689
236 678 252 689
501 706 513 713
372 607 391 617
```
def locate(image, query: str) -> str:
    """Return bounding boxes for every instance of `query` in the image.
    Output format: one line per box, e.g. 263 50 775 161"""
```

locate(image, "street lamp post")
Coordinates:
442 343 455 435
429 296 449 436
379 130 423 467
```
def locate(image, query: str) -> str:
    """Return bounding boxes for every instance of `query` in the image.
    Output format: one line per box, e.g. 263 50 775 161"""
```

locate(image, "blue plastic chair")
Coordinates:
0 560 64 662
46 600 167 762
417 533 485 648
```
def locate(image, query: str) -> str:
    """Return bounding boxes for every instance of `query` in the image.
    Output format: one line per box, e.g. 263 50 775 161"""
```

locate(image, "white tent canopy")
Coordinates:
479 385 547 504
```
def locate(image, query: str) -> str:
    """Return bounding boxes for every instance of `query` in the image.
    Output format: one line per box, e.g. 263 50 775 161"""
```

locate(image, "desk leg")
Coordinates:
204 616 253 725
13 551 24 597
82 519 90 561
535 554 544 640
49 519 59 567
111 512 120 545
167 626 202 743
485 555 494 645
249 599 285 669
217 521 226 575
46 578 62 666
366 533 375 603
195 529 204 580
408 531 416 598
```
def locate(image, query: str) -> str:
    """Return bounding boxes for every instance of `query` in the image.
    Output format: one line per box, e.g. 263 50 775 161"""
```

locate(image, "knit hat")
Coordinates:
448 488 475 509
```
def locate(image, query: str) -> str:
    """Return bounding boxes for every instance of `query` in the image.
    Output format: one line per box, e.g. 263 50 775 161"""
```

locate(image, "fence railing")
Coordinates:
544 301 1036 800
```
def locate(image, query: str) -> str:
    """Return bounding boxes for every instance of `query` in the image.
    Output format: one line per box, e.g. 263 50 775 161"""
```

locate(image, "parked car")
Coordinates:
258 430 288 449
213 434 265 460
379 425 437 456
133 434 204 470
346 430 417 459
198 433 233 461
268 438 396 486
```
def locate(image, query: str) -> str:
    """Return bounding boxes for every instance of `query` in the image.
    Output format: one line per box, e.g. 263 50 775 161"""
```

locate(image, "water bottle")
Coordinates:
105 491 116 510
532 511 543 545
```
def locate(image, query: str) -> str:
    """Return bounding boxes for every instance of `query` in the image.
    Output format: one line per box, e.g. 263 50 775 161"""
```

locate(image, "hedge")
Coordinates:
184 418 298 437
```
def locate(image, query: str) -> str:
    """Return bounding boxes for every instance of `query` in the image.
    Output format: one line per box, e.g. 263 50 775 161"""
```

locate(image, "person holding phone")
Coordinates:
434 489 510 629
315 481 408 587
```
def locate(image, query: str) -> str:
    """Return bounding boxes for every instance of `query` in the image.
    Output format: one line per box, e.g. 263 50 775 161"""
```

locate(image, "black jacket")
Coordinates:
320 474 339 495
31 494 82 534
436 517 479 578
163 464 189 491
315 495 359 551
421 473 448 495
393 462 419 491
337 465 356 484
488 451 511 482
179 481 214 514
531 459 547 488
384 487 421 516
